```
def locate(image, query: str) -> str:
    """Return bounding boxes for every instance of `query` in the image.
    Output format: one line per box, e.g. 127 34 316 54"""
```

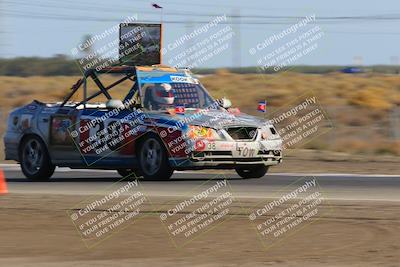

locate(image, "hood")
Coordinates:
148 109 271 129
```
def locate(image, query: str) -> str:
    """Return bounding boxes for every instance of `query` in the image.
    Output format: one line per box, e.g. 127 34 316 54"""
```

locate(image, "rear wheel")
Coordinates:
19 136 55 181
235 165 268 179
137 135 173 180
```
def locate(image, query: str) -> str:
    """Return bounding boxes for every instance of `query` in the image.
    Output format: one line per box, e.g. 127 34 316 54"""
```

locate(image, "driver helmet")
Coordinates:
151 83 174 105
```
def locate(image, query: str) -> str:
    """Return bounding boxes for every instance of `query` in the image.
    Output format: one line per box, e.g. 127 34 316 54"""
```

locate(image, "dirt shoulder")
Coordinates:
0 193 399 266
270 149 400 175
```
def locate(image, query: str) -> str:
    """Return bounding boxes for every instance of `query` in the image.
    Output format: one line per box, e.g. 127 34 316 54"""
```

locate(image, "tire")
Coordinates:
137 134 173 180
235 165 268 179
19 135 55 181
117 168 141 178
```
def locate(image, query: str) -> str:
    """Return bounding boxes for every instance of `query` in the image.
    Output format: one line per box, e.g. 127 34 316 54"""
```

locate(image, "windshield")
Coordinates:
140 82 215 111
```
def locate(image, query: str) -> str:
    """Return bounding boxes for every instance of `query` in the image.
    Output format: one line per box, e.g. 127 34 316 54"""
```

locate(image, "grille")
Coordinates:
226 127 257 140
200 157 267 162
193 151 232 158
258 150 281 156
208 151 232 156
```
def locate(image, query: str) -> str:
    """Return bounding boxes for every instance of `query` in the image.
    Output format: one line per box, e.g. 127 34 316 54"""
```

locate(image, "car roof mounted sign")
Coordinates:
119 23 162 66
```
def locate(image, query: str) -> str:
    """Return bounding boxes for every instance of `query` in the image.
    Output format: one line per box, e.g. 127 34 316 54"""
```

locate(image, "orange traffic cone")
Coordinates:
0 169 8 194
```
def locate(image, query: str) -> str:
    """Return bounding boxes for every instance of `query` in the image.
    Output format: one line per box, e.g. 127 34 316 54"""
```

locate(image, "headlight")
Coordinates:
260 126 279 140
187 126 223 140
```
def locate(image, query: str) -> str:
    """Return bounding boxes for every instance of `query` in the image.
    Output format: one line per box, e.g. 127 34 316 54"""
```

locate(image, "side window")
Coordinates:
70 75 134 105
142 83 155 110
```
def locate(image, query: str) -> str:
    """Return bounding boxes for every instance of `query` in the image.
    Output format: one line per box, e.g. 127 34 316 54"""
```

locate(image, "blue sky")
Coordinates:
2 0 400 67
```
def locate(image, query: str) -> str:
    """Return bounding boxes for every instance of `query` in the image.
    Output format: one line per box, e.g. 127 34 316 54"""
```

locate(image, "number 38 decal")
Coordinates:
207 142 216 150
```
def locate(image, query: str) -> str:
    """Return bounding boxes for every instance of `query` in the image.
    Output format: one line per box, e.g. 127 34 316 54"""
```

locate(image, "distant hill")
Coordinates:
1 56 400 76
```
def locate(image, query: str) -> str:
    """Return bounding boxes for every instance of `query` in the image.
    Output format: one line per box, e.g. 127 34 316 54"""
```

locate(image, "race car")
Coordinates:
3 65 282 181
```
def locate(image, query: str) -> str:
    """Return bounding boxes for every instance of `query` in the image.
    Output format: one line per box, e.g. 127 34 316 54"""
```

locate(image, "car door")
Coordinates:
77 108 137 167
48 108 83 166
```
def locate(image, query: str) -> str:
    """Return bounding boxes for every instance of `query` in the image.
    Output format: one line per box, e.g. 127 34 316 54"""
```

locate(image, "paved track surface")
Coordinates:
3 165 400 201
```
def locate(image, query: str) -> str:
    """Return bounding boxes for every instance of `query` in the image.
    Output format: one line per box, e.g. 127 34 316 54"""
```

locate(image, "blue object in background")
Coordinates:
341 67 364 74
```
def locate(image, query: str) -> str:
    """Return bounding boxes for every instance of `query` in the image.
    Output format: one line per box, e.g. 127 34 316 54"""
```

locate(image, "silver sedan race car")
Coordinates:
3 65 282 181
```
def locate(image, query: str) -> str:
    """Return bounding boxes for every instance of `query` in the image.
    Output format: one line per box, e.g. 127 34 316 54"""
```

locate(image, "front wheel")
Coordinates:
19 136 55 181
235 165 268 179
137 135 174 180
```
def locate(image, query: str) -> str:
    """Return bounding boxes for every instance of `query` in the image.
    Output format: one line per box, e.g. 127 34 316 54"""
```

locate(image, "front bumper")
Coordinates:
170 152 282 169
192 149 281 163
170 139 283 169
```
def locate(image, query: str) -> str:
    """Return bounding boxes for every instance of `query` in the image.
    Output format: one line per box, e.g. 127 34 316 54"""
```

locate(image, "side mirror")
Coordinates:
218 98 232 109
106 99 125 109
